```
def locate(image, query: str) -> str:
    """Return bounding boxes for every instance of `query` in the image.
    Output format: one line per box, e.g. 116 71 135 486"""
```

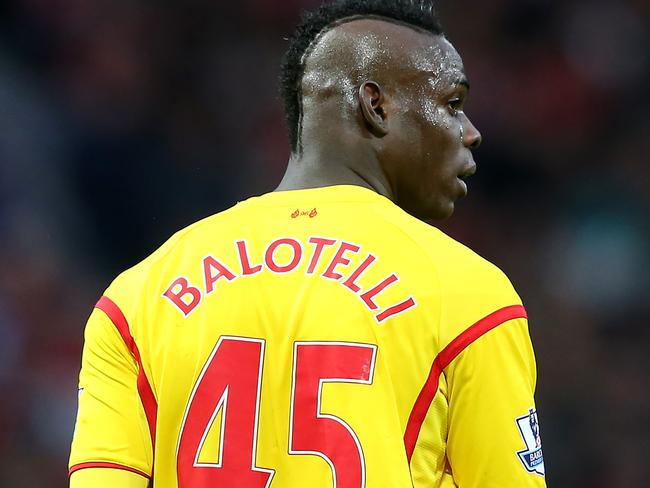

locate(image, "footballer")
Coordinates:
69 1 547 487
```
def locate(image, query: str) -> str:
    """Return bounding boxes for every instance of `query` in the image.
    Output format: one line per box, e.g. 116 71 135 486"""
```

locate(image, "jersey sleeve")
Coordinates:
69 305 153 480
445 313 546 487
70 467 150 488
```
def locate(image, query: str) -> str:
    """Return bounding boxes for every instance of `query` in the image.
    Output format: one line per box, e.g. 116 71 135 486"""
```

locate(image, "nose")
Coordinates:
462 115 482 150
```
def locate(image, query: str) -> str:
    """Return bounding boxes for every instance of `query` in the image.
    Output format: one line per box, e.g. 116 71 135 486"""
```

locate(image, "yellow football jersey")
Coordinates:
70 185 546 487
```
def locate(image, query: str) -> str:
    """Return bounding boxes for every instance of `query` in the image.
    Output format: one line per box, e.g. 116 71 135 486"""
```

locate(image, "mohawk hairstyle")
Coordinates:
280 0 443 153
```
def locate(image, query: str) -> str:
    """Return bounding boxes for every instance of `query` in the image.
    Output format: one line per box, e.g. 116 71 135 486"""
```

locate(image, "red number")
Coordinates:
176 336 274 487
176 338 377 488
290 342 377 488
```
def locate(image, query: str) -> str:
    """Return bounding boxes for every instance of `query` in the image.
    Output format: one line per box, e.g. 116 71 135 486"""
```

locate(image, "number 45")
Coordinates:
176 336 378 488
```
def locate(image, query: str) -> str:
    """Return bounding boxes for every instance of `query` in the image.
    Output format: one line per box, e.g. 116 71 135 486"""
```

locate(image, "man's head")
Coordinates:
280 0 482 220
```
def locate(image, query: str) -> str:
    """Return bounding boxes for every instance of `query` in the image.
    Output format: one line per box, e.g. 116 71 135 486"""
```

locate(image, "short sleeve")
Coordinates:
69 307 153 479
445 315 546 487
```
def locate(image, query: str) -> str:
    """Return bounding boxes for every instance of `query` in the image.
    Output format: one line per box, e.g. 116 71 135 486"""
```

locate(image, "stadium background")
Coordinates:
0 0 648 486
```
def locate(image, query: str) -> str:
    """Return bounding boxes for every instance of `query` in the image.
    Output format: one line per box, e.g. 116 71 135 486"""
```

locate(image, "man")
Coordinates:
69 1 546 487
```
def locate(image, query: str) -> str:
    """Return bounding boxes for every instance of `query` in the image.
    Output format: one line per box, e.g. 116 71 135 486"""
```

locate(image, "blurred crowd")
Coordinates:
0 0 648 486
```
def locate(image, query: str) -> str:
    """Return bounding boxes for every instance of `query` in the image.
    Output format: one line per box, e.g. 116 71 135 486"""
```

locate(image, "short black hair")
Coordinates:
280 0 443 153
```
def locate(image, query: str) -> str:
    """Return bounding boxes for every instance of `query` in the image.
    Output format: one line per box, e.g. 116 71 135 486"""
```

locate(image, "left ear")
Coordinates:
358 81 389 138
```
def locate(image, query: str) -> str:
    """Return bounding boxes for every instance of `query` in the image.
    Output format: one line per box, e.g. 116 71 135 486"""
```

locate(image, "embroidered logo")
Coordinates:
516 408 545 476
291 208 318 219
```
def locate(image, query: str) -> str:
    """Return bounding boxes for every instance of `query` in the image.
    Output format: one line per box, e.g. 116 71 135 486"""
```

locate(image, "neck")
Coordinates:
275 141 394 201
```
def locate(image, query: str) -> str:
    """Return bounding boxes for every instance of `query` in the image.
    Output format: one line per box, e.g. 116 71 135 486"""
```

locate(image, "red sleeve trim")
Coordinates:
69 461 151 479
403 304 528 462
95 296 158 453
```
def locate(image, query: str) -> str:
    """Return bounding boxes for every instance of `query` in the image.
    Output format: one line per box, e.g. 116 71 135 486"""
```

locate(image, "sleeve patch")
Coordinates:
516 408 545 476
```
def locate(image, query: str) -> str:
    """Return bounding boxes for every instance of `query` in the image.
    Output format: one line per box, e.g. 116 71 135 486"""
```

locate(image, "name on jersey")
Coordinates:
161 236 416 323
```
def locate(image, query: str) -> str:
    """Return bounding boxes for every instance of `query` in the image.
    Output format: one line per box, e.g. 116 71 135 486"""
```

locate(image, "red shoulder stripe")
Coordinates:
403 304 528 462
95 296 158 455
69 461 151 479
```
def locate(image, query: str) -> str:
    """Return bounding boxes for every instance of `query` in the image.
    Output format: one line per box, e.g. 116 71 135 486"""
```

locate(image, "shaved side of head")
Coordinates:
298 18 460 146
280 1 443 153
301 18 423 102
299 19 411 137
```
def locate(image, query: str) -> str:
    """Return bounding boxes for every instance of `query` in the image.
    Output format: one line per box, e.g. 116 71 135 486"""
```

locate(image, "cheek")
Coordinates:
421 98 451 129
387 99 456 174
418 98 459 152
421 103 462 162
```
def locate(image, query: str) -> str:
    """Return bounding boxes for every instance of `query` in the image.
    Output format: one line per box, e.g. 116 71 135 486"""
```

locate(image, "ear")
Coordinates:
358 81 389 138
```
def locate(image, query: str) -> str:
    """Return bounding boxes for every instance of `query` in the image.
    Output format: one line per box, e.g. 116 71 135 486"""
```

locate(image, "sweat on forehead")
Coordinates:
301 17 459 89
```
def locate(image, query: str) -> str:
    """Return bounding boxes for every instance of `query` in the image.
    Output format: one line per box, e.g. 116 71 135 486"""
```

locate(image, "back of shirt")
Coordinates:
70 186 546 488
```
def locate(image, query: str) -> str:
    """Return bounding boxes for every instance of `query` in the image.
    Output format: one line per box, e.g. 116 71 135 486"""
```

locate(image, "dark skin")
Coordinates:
276 17 482 221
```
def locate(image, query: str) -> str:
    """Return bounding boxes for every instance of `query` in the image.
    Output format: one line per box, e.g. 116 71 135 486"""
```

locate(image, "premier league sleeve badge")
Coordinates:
515 408 545 476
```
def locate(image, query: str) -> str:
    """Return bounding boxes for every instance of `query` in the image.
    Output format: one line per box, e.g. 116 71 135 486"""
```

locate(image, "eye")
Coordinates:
448 97 464 115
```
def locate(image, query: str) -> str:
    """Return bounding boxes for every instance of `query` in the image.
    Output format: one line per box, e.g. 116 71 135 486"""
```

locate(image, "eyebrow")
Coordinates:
457 78 470 90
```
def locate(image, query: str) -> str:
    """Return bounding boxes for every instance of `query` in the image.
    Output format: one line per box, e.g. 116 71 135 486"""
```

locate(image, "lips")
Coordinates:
458 162 477 180
456 162 476 197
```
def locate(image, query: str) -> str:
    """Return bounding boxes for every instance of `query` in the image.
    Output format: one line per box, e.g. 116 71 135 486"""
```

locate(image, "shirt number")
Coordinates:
176 336 377 488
